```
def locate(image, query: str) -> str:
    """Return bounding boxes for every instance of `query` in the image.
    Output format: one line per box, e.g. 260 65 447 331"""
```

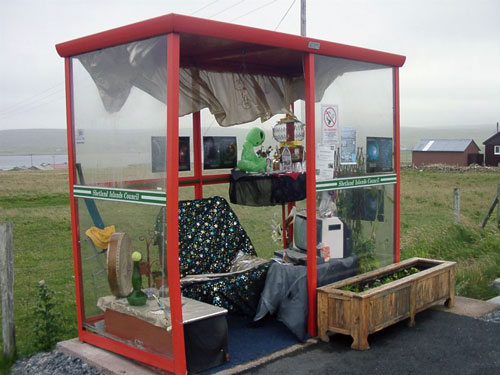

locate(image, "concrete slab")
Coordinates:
432 296 500 318
56 337 315 375
56 338 166 375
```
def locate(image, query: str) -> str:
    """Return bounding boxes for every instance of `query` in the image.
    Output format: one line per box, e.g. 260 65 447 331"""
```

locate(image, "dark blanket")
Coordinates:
178 196 257 278
254 256 358 341
174 196 270 316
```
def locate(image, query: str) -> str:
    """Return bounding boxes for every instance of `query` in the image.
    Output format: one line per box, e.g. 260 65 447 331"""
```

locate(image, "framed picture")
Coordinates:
366 136 393 173
151 136 190 173
203 136 237 170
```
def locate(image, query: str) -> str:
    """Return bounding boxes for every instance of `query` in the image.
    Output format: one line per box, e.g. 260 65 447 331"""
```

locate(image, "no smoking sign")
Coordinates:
323 106 337 128
321 104 339 145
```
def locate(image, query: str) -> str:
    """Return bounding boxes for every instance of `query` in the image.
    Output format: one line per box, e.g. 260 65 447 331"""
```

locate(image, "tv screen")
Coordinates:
293 214 321 252
151 136 190 173
366 137 393 173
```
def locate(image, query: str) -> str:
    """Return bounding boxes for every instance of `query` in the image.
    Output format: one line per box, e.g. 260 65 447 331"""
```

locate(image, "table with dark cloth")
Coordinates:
229 169 306 206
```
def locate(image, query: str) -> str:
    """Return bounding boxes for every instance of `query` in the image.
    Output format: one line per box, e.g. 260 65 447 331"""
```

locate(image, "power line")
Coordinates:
0 89 64 117
208 0 245 18
0 83 64 114
274 0 297 31
230 0 278 22
0 93 64 121
190 0 220 16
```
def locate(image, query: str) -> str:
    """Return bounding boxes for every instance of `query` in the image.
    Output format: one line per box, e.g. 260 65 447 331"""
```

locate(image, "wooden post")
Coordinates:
481 184 500 228
497 184 500 229
453 188 460 224
0 222 16 357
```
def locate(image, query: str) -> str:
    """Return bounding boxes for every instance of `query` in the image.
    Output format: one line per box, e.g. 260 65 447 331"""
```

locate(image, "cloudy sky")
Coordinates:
1 0 499 131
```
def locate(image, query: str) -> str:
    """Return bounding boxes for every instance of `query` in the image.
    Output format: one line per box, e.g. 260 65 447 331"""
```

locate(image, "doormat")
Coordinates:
203 314 301 374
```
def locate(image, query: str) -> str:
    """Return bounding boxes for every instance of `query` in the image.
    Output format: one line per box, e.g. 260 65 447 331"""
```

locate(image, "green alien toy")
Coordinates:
237 127 267 173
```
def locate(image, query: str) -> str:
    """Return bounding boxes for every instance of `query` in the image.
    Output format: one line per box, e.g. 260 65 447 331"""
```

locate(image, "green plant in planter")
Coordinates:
341 267 420 293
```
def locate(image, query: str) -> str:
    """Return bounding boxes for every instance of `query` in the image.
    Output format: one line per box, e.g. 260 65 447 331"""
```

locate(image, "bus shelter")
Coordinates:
56 13 405 374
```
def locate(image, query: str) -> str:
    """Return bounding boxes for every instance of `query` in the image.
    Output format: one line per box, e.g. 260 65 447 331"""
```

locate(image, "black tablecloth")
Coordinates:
229 169 306 206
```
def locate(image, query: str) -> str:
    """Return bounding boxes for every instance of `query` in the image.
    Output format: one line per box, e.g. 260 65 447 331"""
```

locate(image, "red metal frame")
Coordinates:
165 33 187 375
90 174 230 189
193 111 203 199
179 174 230 186
304 53 317 337
393 68 401 263
64 58 85 336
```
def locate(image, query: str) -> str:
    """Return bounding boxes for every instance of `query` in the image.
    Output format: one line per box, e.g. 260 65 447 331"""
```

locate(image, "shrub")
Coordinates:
32 280 61 351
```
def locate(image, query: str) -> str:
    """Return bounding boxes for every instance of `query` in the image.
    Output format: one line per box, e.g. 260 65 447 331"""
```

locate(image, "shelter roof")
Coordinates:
56 13 405 70
413 139 479 152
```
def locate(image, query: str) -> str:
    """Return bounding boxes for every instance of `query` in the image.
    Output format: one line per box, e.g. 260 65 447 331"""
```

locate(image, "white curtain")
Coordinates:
77 37 383 126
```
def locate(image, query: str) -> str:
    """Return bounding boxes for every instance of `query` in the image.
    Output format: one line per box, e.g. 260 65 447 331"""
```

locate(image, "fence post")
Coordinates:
497 184 500 229
453 188 460 225
0 222 16 357
481 184 500 229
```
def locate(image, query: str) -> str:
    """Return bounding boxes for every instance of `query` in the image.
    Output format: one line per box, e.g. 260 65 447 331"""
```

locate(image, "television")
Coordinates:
293 213 347 259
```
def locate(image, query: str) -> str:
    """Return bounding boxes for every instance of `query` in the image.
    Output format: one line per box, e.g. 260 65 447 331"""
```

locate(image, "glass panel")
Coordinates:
72 36 167 190
199 108 293 260
77 199 169 346
312 55 395 269
71 36 172 358
314 55 394 179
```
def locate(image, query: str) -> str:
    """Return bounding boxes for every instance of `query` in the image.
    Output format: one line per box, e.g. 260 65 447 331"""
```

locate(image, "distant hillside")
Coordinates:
1 124 497 156
0 129 67 155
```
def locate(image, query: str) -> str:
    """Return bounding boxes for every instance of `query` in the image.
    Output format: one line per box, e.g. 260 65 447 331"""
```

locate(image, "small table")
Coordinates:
229 169 306 206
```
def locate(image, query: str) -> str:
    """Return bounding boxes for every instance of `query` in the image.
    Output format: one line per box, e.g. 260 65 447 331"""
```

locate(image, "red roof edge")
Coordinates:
55 13 176 57
55 13 405 67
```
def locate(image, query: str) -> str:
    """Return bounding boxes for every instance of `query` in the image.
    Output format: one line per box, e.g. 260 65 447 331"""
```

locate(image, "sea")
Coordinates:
0 154 68 171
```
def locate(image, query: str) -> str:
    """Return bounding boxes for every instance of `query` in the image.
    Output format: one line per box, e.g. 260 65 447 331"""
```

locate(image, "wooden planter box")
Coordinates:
317 257 456 350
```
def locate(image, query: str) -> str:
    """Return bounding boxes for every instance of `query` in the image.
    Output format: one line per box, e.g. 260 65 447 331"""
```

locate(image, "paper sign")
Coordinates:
321 104 339 145
340 127 356 165
316 144 335 181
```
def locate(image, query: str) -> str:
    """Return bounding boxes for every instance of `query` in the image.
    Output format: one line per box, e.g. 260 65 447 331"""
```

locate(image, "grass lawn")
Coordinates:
0 168 499 359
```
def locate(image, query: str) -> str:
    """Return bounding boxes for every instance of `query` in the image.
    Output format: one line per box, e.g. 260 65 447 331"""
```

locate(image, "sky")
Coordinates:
1 0 499 131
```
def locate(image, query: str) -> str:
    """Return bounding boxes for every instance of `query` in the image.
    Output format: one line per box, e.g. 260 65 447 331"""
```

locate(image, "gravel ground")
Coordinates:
11 306 500 375
479 306 500 324
11 351 102 375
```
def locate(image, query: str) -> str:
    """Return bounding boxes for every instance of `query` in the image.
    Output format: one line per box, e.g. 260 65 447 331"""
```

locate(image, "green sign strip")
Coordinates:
73 185 166 206
316 174 397 192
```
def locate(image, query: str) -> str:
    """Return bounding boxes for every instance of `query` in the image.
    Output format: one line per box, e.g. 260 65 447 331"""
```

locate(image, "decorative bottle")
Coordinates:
127 251 147 306
282 145 292 172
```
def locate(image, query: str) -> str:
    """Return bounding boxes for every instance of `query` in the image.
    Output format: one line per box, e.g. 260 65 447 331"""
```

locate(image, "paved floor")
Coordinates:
57 297 500 375
237 309 500 375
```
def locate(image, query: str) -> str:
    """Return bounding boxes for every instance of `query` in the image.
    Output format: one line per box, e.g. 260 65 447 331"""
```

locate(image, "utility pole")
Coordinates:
301 0 306 36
